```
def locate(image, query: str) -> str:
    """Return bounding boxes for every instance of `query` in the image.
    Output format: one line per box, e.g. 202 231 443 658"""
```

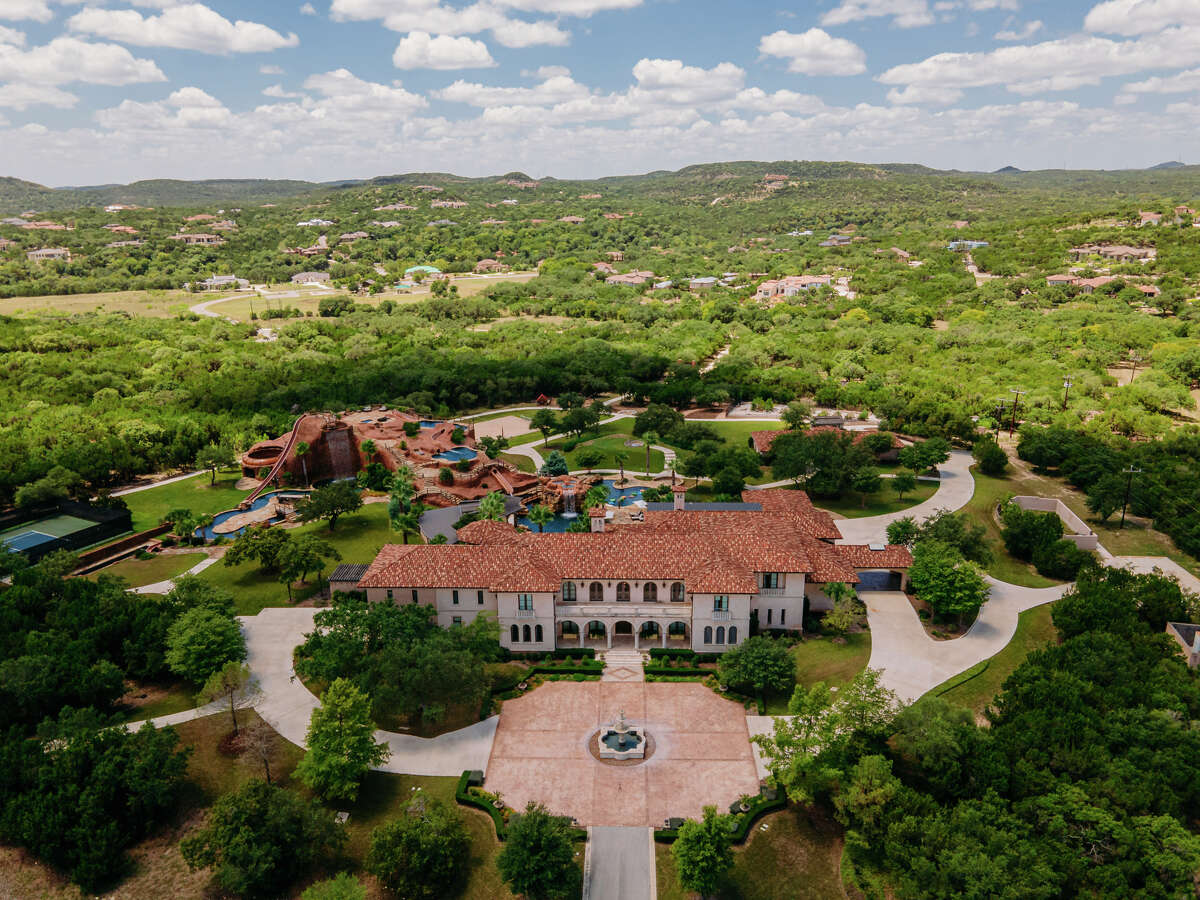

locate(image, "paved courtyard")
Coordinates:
483 681 760 827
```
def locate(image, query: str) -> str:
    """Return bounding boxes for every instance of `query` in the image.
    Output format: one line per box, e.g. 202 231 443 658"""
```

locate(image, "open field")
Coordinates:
655 807 850 900
814 480 938 519
0 289 194 318
122 468 248 532
925 603 1058 719
87 551 207 588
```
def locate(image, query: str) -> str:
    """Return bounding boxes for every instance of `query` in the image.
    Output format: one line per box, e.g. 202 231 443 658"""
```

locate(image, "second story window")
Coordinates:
562 582 577 602
518 594 533 611
643 582 657 602
761 573 781 589
713 595 729 611
671 582 685 602
477 590 484 605
616 582 630 602
452 590 460 605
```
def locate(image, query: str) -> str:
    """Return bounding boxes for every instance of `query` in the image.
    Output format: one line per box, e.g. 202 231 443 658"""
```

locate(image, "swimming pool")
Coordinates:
434 446 478 462
516 480 645 533
194 490 312 540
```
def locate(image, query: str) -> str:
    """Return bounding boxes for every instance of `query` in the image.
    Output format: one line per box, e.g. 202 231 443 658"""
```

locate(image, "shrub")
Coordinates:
438 467 455 485
1000 502 1064 561
1033 539 1097 580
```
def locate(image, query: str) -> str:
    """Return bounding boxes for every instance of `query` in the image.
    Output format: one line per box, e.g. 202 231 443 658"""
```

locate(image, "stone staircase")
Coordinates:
601 649 646 683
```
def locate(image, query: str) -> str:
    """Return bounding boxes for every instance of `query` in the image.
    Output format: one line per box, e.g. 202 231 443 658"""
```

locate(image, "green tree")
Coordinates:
540 449 569 476
891 471 918 500
822 582 865 635
530 408 560 445
717 635 795 698
478 490 507 522
294 440 311 485
195 443 235 485
301 873 366 900
165 606 245 685
526 503 553 533
973 437 1009 476
295 678 388 802
575 446 603 471
1000 502 1063 560
851 467 882 508
391 500 426 545
781 399 813 430
224 525 292 571
908 540 990 626
296 481 363 531
365 794 468 900
496 802 580 900
359 439 376 463
672 806 734 898
180 780 345 900
641 430 659 474
196 661 260 736
613 449 629 484
713 465 745 497
277 533 341 601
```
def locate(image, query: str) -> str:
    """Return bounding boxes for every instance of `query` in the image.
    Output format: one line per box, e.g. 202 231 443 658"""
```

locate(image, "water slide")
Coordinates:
243 413 310 507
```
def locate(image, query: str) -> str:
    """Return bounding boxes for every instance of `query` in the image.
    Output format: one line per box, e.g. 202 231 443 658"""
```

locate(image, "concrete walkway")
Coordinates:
130 555 221 595
834 449 976 545
111 469 206 497
584 827 655 900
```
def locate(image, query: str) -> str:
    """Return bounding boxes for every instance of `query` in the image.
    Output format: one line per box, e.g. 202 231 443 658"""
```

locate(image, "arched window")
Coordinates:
616 582 630 602
643 582 657 603
510 624 519 643
562 582 576 602
535 624 544 643
703 626 713 644
728 626 738 645
561 621 579 636
590 582 604 602
716 626 725 644
669 622 687 637
523 624 532 643
671 582 685 602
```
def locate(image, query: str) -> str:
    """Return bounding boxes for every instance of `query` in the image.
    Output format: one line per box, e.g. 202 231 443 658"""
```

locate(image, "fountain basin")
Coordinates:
597 724 646 761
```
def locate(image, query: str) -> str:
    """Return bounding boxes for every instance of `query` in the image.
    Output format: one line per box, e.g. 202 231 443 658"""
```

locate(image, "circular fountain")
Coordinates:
595 710 647 761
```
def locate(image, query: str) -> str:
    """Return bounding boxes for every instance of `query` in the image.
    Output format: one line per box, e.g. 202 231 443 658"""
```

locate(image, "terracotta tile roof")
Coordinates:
832 544 914 570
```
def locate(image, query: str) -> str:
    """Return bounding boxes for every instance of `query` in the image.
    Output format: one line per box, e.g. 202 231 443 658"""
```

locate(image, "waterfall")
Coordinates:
562 485 577 517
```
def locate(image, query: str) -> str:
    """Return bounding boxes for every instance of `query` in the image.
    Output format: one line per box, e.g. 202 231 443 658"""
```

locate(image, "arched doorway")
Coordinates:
612 620 634 649
639 621 660 640
667 621 689 646
585 620 607 649
559 620 581 648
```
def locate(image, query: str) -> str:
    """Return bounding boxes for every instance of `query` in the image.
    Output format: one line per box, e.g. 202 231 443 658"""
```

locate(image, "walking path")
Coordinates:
600 649 645 683
130 554 221 595
111 469 205 496
583 827 655 900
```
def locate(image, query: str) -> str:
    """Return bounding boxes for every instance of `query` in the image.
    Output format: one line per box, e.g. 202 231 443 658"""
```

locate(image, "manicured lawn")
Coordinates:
562 434 665 474
87 551 207 588
655 807 849 900
696 419 785 449
122 468 248 531
199 503 404 615
499 452 536 473
926 602 1058 718
813 481 938 519
468 409 535 423
117 680 197 724
762 632 873 714
962 468 1061 588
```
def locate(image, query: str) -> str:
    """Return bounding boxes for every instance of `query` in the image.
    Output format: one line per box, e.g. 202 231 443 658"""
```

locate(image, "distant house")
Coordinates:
1075 276 1116 294
184 214 215 223
297 219 334 227
1070 244 1155 263
371 221 403 228
951 220 969 229
191 274 248 291
0 238 16 251
480 219 507 225
947 240 989 251
819 234 852 248
474 259 507 274
103 224 138 234
1136 284 1162 298
580 193 602 199
431 200 468 209
26 247 70 262
891 247 911 260
291 271 331 285
606 251 624 261
340 232 369 243
653 280 674 290
106 240 144 248
211 220 238 232
427 219 458 227
170 233 225 246
559 216 585 224
284 234 329 256
104 204 138 213
374 203 416 211
1139 211 1163 226
755 274 832 301
21 221 71 231
1166 622 1200 668
603 213 626 220
1046 274 1077 287
500 199 519 206
405 265 442 278
689 276 718 291
606 270 655 286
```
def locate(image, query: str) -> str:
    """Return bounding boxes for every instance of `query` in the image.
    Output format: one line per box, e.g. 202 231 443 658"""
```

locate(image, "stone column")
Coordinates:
661 628 667 648
634 630 640 650
579 627 585 648
606 629 613 649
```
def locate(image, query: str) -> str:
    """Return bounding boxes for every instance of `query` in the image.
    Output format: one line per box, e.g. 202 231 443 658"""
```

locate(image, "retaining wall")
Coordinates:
1011 496 1099 550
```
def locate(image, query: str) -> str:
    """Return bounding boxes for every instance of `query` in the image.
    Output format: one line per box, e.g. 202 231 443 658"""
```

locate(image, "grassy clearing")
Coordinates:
468 409 535 423
926 602 1058 718
122 468 248 532
499 452 536 473
563 435 665 474
962 468 1061 588
694 419 784 448
762 632 872 714
87 551 207 587
814 481 939 519
117 680 197 723
655 807 848 900
0 289 194 318
198 503 402 615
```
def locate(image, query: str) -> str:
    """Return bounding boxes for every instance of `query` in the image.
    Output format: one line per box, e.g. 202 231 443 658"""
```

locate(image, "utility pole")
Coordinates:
993 400 1008 441
1120 466 1142 529
1062 378 1073 411
1008 389 1027 437
1128 351 1142 385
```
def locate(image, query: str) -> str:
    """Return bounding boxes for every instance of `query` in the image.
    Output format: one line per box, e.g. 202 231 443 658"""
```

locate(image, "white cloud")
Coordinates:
886 83 964 104
67 4 299 54
491 17 568 47
0 24 24 44
0 81 76 108
759 28 867 76
1119 66 1200 96
822 0 935 28
260 63 284 75
263 83 301 98
879 26 1200 95
733 87 826 114
501 0 640 12
300 2 317 13
0 37 166 85
0 0 51 23
1085 0 1200 36
302 67 427 114
393 31 495 69
435 71 586 105
995 20 1041 40
631 58 745 104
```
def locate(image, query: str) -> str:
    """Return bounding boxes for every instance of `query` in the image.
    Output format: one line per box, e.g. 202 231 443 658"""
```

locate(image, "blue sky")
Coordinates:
0 0 1196 184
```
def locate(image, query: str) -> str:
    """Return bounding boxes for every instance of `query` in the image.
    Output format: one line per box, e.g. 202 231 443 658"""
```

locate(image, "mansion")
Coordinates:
349 489 912 653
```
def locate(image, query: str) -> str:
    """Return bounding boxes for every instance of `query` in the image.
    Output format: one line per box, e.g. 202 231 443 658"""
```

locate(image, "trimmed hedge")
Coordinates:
644 665 708 677
648 648 696 661
456 771 588 843
653 790 787 844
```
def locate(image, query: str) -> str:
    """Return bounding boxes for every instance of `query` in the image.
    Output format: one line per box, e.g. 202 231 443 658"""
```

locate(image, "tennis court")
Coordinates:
0 514 96 552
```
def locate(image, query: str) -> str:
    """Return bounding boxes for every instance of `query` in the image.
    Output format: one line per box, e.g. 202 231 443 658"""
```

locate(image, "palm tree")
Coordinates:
479 490 507 522
614 450 629 486
527 503 553 533
294 441 310 486
360 439 376 463
584 484 609 513
642 431 659 475
393 502 426 545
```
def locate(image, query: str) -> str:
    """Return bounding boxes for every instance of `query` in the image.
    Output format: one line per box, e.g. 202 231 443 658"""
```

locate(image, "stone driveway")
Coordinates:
484 681 759 827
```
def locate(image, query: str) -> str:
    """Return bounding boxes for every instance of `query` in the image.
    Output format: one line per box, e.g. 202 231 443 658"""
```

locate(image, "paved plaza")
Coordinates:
483 681 760 827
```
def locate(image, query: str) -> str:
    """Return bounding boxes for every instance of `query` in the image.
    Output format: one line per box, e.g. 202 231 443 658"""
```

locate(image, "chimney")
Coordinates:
672 483 687 512
589 507 606 532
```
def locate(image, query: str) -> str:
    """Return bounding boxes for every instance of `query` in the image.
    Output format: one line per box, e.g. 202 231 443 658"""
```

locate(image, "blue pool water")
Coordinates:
434 446 478 462
420 420 442 428
516 480 645 533
194 490 311 540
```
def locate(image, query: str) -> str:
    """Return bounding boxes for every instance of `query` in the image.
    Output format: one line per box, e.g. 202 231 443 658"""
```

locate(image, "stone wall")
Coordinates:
1011 496 1099 550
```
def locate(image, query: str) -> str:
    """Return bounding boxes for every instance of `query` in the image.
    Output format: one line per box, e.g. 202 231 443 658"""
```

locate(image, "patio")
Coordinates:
483 681 760 827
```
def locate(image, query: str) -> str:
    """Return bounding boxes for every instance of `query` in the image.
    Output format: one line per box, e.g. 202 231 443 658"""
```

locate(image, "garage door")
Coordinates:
856 570 902 592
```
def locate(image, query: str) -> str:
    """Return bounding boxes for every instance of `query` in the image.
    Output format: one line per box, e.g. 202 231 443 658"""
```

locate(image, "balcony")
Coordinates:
516 608 537 618
757 587 786 598
711 609 731 621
